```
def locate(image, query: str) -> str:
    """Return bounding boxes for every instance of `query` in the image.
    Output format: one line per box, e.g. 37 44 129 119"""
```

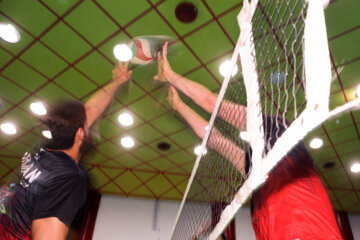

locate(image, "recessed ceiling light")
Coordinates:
0 23 20 43
42 130 52 139
30 102 47 116
350 163 360 173
309 137 323 149
0 122 17 135
323 161 335 169
157 142 171 151
240 131 249 142
118 112 134 126
356 84 360 98
219 60 238 78
113 44 133 62
194 145 207 156
175 2 198 23
121 136 135 148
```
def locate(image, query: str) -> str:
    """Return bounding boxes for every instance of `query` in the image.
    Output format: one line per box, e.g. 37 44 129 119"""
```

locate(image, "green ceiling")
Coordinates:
0 0 359 213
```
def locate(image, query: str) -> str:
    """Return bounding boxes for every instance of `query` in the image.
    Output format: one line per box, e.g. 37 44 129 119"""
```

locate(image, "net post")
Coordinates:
237 0 267 192
303 0 360 129
304 0 332 117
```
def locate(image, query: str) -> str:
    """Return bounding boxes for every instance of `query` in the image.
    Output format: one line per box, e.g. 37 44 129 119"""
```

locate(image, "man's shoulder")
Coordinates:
38 150 78 170
24 149 83 184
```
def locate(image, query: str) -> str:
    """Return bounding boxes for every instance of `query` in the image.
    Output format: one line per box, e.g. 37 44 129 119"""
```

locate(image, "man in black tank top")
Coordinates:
0 62 132 240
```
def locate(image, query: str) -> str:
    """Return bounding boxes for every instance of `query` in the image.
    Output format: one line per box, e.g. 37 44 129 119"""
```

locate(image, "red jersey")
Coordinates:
251 145 343 240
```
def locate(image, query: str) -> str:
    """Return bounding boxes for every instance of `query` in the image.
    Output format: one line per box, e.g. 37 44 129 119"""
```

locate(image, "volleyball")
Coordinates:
128 38 155 65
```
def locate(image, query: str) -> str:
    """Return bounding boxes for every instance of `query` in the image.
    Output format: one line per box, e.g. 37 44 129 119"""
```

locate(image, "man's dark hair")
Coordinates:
45 100 86 150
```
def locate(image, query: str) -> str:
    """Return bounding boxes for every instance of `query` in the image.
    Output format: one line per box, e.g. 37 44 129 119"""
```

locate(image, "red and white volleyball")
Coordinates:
128 38 155 65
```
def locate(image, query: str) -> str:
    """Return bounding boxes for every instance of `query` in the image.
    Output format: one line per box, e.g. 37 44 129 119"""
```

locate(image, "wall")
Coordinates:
92 195 359 240
92 195 256 240
349 214 360 239
235 208 256 240
92 196 178 240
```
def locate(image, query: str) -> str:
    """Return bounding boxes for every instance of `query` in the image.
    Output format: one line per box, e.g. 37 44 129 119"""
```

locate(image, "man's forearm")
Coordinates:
85 80 123 127
85 62 131 127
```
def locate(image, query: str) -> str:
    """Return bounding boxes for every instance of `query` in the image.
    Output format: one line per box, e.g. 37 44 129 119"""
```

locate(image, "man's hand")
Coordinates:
154 42 173 82
85 61 132 127
112 61 132 85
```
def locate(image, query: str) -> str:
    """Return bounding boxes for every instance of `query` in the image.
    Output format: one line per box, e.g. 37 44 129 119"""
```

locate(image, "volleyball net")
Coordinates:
171 0 360 239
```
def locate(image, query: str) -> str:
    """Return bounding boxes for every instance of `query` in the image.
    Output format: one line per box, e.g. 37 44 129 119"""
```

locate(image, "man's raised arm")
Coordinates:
85 61 132 127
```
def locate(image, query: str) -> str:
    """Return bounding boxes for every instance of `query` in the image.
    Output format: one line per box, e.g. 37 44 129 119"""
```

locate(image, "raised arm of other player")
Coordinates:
155 42 247 131
85 61 132 128
168 86 246 176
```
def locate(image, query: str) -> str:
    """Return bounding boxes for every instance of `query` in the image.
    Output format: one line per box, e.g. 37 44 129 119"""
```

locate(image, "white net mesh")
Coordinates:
251 0 307 153
171 0 359 239
171 1 307 239
171 78 249 240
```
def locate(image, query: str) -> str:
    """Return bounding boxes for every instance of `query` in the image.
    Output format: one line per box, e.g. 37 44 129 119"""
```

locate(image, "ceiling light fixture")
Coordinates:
121 136 135 148
118 112 134 126
42 130 52 139
157 142 171 151
0 23 20 43
356 84 360 98
309 137 323 149
113 44 133 62
30 102 47 116
350 162 360 173
323 161 335 169
240 131 250 142
194 145 207 156
0 122 17 135
219 60 238 78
